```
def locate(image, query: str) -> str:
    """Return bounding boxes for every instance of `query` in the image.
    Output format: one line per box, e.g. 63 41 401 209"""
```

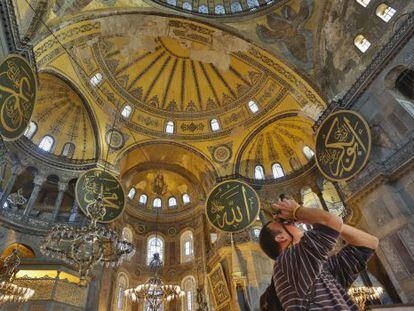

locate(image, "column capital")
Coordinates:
57 181 68 192
11 165 23 175
33 174 46 186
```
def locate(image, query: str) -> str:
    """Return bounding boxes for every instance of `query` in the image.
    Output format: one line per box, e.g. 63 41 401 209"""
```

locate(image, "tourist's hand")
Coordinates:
271 199 300 221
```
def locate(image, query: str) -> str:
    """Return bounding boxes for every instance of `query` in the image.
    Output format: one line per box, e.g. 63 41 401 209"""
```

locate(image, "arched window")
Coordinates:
376 4 396 22
127 187 136 200
354 35 371 53
147 235 164 265
356 0 371 7
122 227 134 243
231 2 242 13
247 0 259 8
116 273 128 310
322 179 346 217
181 230 194 263
24 121 37 139
121 105 132 119
38 135 54 152
145 301 163 311
215 5 225 14
252 227 261 237
90 72 103 86
210 119 220 132
153 198 162 209
248 100 259 113
303 146 315 160
181 276 196 311
139 194 148 205
182 193 190 204
396 69 414 100
182 2 192 10
61 143 75 158
210 233 217 244
272 163 285 179
301 187 323 209
168 197 177 208
165 121 174 134
198 5 208 13
254 165 265 180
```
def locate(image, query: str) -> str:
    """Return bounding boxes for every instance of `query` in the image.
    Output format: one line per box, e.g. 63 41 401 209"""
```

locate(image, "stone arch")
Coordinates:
1 243 36 258
29 70 101 161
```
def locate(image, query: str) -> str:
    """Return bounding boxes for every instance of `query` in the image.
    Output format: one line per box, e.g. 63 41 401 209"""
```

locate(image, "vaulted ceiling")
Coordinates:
26 12 325 210
11 0 342 220
29 73 99 160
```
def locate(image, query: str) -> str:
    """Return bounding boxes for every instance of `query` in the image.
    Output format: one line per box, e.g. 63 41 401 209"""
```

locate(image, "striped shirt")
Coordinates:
273 225 374 310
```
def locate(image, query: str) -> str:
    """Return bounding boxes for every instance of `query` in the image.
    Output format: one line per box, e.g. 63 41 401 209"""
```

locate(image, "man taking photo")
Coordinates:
259 198 379 310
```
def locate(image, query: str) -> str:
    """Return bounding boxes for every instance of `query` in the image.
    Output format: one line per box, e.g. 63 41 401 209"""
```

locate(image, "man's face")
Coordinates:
267 221 304 250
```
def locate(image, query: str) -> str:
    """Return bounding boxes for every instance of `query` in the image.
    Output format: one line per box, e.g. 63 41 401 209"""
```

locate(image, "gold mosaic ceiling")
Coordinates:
238 114 315 179
95 36 262 117
33 15 325 141
29 73 98 160
32 13 325 193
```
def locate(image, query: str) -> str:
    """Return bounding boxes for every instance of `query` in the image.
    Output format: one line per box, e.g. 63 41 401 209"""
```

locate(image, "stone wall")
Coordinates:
345 34 414 303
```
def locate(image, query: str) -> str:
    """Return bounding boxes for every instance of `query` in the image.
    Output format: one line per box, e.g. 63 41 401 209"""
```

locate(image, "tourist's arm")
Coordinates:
326 225 377 288
340 224 379 250
272 199 343 232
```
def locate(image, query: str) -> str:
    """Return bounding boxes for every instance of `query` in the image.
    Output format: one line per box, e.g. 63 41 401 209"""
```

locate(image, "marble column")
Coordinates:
0 165 22 208
0 158 7 188
23 174 46 217
52 181 68 223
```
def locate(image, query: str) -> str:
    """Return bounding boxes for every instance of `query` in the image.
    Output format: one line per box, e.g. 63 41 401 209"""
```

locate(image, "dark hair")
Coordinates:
259 221 281 260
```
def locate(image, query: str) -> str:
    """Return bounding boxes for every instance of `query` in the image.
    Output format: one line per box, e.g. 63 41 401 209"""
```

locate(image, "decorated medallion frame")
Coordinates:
208 263 231 309
205 179 261 233
75 168 126 223
315 110 372 182
0 54 37 141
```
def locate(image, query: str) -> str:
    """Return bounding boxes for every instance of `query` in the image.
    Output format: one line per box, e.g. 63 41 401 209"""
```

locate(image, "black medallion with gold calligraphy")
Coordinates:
206 180 260 233
75 169 126 223
0 55 37 141
316 110 371 182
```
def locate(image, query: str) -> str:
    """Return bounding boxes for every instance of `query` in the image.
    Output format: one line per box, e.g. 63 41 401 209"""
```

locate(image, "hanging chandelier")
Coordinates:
41 195 135 285
125 253 184 309
348 286 383 310
0 249 35 304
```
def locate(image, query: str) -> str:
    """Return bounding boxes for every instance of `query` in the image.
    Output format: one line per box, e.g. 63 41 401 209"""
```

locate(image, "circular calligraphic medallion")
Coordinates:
206 180 260 233
75 168 125 223
315 110 371 182
0 54 37 141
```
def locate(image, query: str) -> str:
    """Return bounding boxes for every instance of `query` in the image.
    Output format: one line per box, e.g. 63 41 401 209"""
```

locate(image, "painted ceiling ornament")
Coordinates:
152 172 168 196
211 144 232 164
52 0 93 16
206 180 260 233
75 168 126 223
315 110 372 182
0 54 37 141
256 0 313 65
105 128 125 150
